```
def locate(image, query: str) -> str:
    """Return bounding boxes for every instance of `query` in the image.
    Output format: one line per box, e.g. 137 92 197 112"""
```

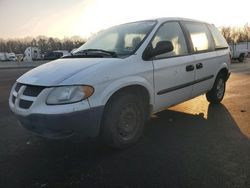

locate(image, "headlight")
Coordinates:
46 85 94 105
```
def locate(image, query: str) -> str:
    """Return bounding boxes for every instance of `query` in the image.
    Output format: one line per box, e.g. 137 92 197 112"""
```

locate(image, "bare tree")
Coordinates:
220 23 250 44
243 23 250 42
220 26 233 43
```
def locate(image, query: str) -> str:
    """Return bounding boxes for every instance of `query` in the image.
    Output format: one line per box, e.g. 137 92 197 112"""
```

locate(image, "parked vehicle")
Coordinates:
230 43 249 62
0 52 17 61
9 18 231 148
55 50 70 56
6 53 17 61
44 50 69 60
0 52 8 61
44 51 63 60
23 47 42 61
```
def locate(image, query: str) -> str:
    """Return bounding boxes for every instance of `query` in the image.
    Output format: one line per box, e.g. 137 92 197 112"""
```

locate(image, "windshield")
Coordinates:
73 21 156 57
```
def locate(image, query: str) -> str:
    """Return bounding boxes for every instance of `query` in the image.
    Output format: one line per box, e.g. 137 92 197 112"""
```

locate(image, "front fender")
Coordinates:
89 76 154 107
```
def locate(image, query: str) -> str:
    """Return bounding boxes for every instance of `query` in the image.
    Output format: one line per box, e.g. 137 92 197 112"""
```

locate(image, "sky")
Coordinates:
0 0 249 39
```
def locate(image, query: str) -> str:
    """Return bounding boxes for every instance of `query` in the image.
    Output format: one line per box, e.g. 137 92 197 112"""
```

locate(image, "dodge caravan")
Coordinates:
9 18 231 148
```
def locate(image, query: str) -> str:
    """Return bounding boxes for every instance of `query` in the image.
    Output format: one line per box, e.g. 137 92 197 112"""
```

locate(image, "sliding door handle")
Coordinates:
196 63 203 69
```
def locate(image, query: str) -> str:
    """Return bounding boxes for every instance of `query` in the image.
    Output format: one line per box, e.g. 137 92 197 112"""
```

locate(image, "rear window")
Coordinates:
185 22 213 52
208 24 228 49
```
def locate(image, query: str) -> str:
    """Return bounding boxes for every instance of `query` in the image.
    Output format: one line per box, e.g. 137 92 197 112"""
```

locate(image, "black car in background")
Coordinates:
43 51 64 60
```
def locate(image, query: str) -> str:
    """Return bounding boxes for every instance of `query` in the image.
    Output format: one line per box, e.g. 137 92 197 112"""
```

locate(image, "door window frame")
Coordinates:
142 20 192 61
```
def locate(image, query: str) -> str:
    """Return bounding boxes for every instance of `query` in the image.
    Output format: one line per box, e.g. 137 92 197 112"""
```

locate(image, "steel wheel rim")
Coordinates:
216 78 225 99
117 103 141 141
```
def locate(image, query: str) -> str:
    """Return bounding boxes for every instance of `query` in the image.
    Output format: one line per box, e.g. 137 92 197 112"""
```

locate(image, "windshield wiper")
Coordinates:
74 49 117 57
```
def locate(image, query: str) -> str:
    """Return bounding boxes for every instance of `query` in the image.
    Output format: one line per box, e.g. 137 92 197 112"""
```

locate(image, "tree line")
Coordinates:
0 24 249 54
220 24 250 44
0 35 86 54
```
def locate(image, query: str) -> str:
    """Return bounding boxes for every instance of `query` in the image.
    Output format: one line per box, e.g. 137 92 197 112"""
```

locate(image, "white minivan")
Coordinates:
9 18 231 148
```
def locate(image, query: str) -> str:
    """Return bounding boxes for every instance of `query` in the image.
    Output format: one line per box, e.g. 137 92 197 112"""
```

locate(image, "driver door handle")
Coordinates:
186 65 195 72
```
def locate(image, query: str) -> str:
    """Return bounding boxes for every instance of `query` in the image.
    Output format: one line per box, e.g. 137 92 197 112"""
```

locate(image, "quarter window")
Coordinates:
185 23 213 52
208 24 228 49
151 22 188 58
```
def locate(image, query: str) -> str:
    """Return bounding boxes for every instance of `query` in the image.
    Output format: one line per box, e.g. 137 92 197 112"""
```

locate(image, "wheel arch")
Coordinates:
105 84 151 104
217 67 229 81
99 76 154 106
216 62 230 81
99 77 154 119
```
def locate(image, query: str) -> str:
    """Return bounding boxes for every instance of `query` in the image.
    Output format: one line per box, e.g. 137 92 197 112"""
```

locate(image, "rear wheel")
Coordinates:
100 92 146 149
238 54 244 62
206 73 226 104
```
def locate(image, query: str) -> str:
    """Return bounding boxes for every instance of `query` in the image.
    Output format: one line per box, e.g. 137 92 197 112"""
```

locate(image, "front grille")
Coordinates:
23 86 45 97
12 96 16 104
12 83 46 109
15 83 22 92
19 99 33 109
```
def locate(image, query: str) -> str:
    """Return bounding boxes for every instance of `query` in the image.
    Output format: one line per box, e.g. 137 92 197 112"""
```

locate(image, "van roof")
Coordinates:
141 17 209 25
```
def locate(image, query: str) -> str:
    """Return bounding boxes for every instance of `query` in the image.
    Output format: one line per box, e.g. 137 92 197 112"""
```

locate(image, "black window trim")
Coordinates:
207 24 229 51
214 46 229 51
128 20 158 56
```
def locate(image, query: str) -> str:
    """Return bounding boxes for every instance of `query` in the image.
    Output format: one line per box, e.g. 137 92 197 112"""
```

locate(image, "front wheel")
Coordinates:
206 73 226 104
100 93 146 149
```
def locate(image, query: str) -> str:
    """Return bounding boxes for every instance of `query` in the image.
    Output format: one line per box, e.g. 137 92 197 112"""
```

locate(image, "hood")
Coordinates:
17 58 113 86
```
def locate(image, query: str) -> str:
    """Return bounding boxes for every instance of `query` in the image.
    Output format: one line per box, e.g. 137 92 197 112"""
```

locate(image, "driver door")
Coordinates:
150 21 195 110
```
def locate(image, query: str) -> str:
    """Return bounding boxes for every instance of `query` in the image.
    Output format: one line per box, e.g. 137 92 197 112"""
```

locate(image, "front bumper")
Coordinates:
9 82 104 139
15 106 104 139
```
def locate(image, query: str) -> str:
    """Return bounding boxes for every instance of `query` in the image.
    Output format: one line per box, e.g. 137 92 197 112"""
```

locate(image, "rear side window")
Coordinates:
185 22 213 52
208 24 228 49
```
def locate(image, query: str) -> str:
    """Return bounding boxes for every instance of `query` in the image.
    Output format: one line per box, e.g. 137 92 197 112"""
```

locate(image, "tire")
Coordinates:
206 73 226 104
100 92 146 149
238 54 244 62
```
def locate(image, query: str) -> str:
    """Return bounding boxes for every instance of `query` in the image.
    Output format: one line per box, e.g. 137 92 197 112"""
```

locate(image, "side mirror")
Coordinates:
143 41 174 60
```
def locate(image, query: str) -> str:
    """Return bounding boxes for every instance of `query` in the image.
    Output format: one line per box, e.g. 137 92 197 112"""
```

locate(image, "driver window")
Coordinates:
151 22 188 58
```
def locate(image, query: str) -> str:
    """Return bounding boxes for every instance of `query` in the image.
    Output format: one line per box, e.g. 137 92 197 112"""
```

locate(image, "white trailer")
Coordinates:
23 47 42 62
